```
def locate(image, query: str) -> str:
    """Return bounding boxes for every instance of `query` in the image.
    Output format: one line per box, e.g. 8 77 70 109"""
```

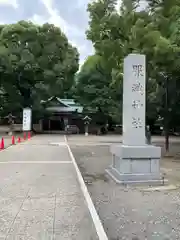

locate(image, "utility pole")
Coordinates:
159 71 170 153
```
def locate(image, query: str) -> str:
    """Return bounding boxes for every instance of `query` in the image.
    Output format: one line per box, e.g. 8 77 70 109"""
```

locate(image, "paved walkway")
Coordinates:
0 135 105 240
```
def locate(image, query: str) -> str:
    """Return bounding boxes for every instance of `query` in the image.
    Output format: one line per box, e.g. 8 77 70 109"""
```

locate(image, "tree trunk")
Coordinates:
165 127 169 152
164 76 169 153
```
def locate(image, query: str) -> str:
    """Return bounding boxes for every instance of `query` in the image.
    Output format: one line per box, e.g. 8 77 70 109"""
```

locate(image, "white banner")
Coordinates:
22 108 32 131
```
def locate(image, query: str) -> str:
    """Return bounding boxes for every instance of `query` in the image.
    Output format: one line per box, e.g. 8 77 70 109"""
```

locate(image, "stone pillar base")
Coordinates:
106 144 165 184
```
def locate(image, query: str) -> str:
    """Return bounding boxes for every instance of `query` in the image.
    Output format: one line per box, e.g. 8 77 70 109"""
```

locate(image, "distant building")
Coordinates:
34 96 84 133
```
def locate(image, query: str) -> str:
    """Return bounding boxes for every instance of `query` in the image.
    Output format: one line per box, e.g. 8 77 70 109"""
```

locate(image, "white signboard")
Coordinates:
22 108 32 131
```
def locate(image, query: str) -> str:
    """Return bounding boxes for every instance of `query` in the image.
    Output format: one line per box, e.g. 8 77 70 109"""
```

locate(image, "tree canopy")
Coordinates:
74 54 121 125
2 1 180 146
75 0 180 130
0 21 79 117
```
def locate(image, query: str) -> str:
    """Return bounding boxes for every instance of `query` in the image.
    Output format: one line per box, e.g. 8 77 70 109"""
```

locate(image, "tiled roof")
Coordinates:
42 97 83 113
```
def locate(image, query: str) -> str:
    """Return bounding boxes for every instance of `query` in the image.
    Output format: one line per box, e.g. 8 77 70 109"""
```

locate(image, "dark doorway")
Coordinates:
43 119 49 131
42 118 65 131
50 120 62 130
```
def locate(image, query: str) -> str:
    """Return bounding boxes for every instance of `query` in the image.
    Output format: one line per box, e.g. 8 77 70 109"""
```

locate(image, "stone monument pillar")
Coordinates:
107 54 162 183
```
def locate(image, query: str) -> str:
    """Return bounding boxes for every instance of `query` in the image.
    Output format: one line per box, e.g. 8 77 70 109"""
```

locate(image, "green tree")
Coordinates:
74 54 121 126
87 0 180 151
0 21 79 117
144 0 180 151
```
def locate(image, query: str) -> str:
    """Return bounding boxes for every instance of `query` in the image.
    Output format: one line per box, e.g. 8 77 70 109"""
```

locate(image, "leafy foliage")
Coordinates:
74 54 121 124
0 21 79 117
84 0 180 129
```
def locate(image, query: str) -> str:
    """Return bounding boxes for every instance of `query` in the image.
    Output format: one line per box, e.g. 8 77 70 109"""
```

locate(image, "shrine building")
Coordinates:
33 96 84 133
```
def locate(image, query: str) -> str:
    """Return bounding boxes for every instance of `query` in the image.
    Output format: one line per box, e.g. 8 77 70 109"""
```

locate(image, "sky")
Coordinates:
0 0 146 66
0 0 96 66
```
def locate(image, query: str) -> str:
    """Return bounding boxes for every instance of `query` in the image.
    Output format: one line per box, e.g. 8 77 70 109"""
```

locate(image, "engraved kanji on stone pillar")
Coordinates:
123 54 146 146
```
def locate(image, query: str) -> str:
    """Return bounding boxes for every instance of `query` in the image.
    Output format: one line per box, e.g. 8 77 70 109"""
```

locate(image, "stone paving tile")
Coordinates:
0 165 31 199
0 136 99 240
53 197 98 240
0 144 70 162
27 164 82 199
0 198 24 239
6 197 54 240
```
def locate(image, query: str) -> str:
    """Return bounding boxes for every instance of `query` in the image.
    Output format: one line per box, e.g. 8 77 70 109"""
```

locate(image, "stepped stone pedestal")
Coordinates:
106 54 162 184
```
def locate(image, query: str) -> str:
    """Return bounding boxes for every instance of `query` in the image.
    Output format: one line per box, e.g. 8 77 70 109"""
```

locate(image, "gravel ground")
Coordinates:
69 137 180 240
